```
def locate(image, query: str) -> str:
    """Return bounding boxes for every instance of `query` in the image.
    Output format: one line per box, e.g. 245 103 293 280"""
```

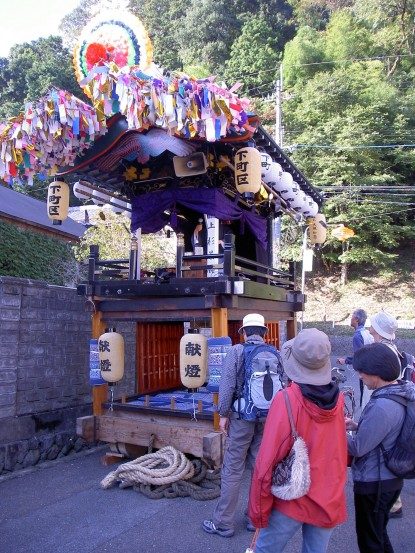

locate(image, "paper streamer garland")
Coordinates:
78 63 253 142
0 89 107 183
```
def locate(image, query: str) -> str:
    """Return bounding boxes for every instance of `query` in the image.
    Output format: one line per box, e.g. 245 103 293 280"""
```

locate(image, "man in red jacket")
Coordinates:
249 328 347 553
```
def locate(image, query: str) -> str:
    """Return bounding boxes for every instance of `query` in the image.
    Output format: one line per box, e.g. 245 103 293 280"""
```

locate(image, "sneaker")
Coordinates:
202 520 234 537
246 521 256 532
389 508 403 519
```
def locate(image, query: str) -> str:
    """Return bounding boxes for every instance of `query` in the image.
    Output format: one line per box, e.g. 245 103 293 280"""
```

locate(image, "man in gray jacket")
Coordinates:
202 313 270 538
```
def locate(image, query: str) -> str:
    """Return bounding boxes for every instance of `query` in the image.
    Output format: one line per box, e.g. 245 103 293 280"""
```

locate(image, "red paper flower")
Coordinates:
85 42 108 69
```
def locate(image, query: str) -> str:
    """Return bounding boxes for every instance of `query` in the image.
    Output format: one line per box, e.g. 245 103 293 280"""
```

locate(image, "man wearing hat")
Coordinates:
203 313 273 538
249 328 347 553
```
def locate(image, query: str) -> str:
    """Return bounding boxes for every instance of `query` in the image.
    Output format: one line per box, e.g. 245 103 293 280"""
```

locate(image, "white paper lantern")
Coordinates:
289 190 307 212
262 161 282 189
92 189 111 206
73 181 92 201
302 198 319 218
234 147 262 199
47 181 69 224
260 153 273 179
98 328 125 383
180 330 208 389
110 197 129 214
309 214 327 245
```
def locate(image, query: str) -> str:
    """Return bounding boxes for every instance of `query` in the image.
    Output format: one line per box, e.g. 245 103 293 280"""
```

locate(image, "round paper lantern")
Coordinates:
110 197 129 214
98 328 125 383
309 214 327 245
234 147 262 200
47 181 69 225
92 189 111 206
180 329 208 389
279 175 298 203
262 161 282 189
73 181 92 201
260 153 273 179
288 190 306 212
302 197 319 218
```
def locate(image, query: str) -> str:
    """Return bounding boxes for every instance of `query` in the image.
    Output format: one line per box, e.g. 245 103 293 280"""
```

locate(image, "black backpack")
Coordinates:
379 394 415 479
400 352 415 383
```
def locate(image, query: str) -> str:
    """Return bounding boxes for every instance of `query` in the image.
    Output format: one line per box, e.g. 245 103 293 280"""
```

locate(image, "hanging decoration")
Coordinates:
331 224 355 241
234 147 262 200
0 90 106 183
73 10 154 89
47 180 69 225
98 328 125 383
179 329 208 389
308 214 328 245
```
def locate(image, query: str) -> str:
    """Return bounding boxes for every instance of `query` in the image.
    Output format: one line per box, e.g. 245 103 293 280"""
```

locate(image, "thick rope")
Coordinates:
100 446 194 489
135 458 221 501
100 446 221 501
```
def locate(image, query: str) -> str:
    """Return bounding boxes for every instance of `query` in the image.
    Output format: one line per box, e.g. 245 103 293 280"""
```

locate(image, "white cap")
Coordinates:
238 313 267 334
370 311 398 341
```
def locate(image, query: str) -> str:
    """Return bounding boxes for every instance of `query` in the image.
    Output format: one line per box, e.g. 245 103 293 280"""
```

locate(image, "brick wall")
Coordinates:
0 276 136 474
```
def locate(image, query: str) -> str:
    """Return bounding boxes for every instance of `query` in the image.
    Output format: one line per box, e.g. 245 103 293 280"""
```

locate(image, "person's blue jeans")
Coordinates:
255 510 334 553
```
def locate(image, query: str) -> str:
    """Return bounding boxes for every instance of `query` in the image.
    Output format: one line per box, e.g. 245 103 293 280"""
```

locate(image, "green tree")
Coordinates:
0 37 79 119
73 212 176 270
224 16 280 96
283 26 327 87
175 0 242 74
324 9 376 62
323 194 415 283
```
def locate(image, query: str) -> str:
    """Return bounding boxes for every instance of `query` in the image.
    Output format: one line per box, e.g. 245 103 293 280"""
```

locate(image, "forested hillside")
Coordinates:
1 0 415 284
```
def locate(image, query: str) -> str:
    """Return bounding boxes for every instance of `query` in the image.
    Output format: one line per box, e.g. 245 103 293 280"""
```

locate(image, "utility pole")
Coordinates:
275 63 284 147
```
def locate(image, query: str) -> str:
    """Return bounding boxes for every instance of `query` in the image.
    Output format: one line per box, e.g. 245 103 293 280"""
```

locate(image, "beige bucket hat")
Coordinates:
281 328 332 385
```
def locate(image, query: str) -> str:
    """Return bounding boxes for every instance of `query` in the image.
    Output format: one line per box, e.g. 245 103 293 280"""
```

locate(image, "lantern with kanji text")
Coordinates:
179 329 208 389
47 180 69 225
98 328 125 383
234 147 262 201
308 213 327 245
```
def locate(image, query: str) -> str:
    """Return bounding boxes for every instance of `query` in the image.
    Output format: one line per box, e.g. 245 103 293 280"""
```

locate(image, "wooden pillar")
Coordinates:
92 309 108 416
287 315 298 340
211 307 228 337
211 307 228 432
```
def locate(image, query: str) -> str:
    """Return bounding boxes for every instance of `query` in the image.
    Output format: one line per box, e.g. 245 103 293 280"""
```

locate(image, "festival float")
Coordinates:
0 9 325 467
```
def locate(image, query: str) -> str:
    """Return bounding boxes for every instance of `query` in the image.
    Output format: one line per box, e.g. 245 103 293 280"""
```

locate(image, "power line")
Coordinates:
286 143 415 150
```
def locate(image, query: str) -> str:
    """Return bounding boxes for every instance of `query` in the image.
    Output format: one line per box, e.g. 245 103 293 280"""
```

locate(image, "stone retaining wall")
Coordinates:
0 276 136 475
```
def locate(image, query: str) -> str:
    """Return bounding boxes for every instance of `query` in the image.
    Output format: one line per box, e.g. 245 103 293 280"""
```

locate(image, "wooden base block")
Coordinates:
76 416 96 443
101 452 124 466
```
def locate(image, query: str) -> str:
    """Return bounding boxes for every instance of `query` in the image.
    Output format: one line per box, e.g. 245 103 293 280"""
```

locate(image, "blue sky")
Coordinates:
0 0 81 57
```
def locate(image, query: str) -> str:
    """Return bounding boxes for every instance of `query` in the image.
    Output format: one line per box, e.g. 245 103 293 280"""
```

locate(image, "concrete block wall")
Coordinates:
0 276 136 474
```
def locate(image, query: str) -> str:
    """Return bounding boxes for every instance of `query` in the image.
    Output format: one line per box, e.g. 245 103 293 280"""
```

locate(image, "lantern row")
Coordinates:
234 147 320 218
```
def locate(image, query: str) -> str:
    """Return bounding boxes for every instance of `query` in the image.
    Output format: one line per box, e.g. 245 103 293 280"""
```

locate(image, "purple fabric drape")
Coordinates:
131 187 267 246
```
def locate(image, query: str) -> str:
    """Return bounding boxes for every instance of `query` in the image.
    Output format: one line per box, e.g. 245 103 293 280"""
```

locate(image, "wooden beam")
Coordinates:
96 412 217 460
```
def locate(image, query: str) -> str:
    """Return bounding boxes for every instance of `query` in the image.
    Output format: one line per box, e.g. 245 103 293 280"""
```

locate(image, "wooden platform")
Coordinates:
77 408 225 467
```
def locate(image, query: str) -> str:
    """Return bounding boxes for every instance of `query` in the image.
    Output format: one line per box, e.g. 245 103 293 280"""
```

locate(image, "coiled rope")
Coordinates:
100 446 221 500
